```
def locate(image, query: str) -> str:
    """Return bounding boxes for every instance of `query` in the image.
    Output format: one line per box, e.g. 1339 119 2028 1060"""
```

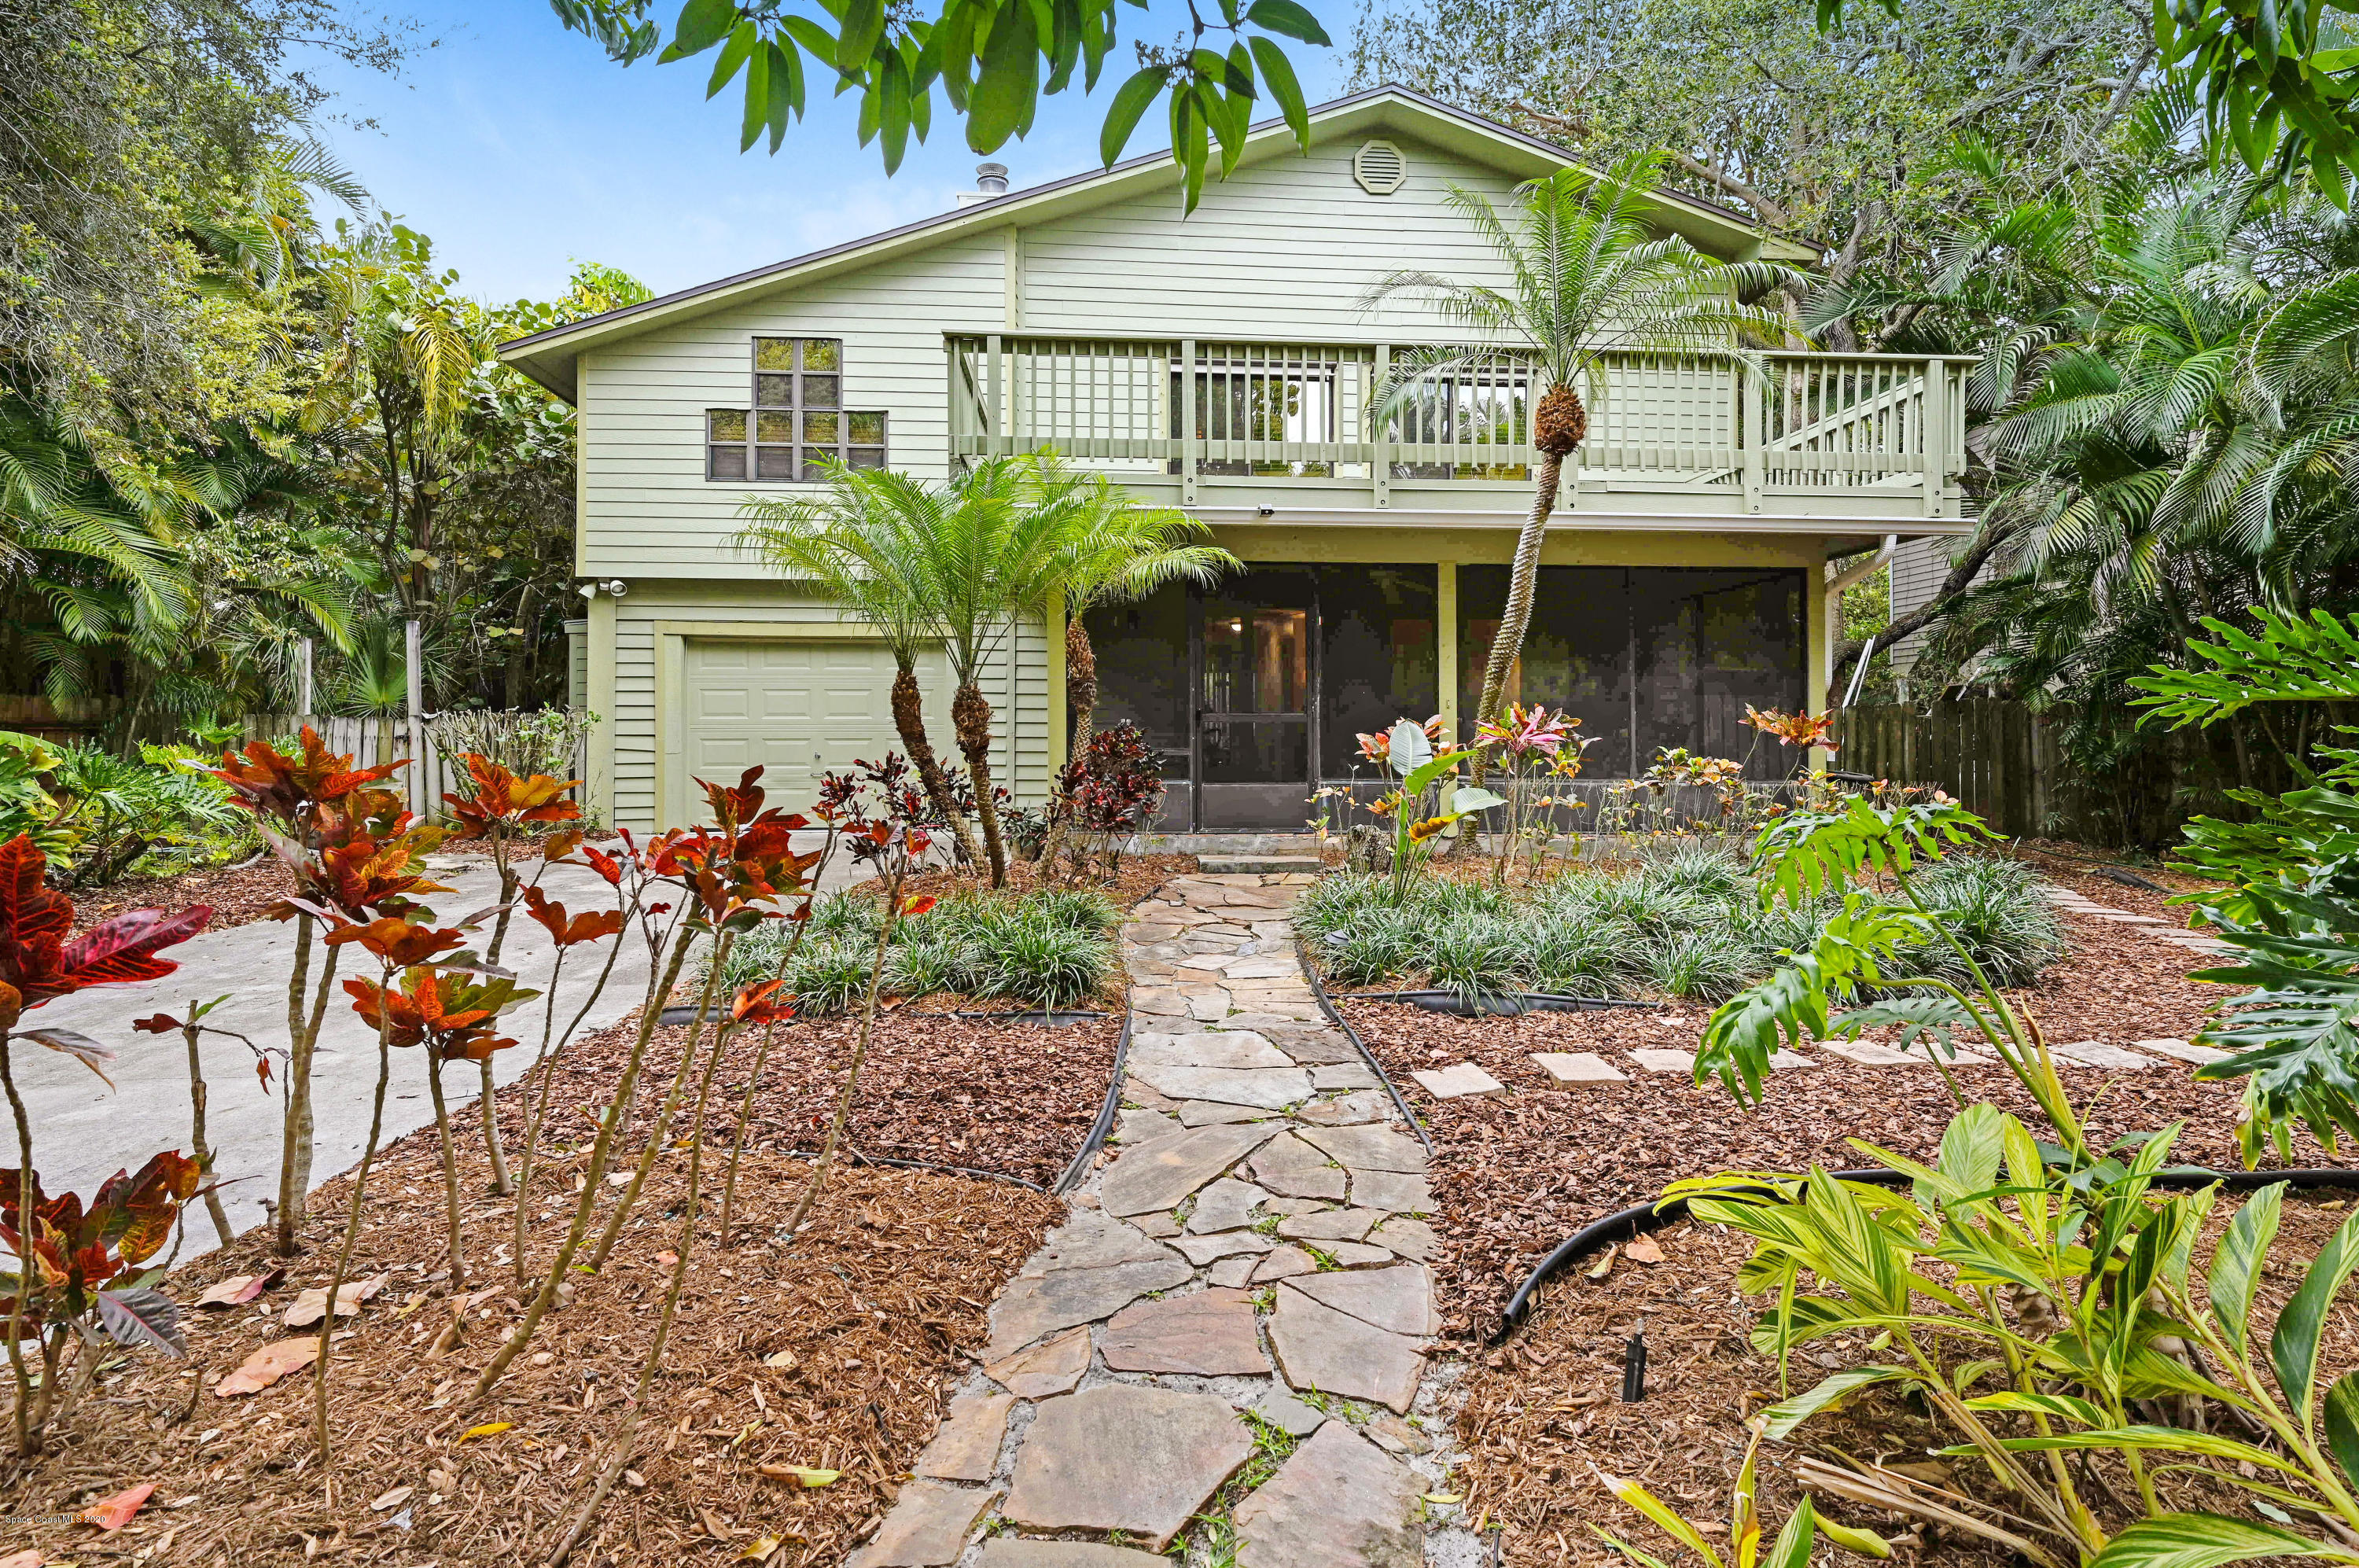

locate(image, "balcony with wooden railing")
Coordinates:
946 336 1971 528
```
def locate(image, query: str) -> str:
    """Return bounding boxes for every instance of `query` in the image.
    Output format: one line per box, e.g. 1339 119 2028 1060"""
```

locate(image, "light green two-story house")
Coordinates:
501 86 1971 834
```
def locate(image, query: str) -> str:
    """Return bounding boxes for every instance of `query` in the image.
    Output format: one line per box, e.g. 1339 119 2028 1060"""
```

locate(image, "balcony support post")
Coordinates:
985 333 1003 457
1372 344 1390 508
1741 366 1765 515
1179 338 1198 506
1922 358 1949 518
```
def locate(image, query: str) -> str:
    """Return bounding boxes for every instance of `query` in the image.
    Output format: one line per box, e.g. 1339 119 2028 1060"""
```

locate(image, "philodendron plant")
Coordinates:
1372 717 1503 905
1693 790 2092 1158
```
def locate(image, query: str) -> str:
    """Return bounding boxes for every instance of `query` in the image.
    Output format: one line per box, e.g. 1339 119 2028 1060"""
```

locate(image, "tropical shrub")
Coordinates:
1297 841 2064 1008
1051 720 1167 878
1677 1105 2359 1567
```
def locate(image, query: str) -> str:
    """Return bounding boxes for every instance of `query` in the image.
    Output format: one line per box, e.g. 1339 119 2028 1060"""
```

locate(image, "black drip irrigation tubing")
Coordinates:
1491 1164 2359 1345
777 1143 1050 1194
1298 942 1436 1157
1052 1007 1134 1196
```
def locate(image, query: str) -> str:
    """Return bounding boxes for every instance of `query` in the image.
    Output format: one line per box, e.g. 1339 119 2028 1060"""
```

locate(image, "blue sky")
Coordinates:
305 2 1353 304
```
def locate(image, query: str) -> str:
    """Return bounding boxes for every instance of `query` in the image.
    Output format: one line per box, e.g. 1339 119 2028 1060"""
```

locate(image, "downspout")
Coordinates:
1824 535 1897 695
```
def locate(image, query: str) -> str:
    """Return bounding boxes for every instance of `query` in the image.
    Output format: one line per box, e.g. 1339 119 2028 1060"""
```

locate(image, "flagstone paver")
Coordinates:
859 873 1452 1566
1100 1289 1272 1375
914 1391 1016 1482
999 1385 1254 1548
1530 1050 1628 1084
1234 1421 1426 1568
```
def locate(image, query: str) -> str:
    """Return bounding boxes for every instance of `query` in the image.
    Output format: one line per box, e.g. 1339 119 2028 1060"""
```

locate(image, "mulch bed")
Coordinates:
1462 1195 2359 1566
5 1049 1061 1566
535 1007 1122 1191
885 850 1195 912
67 857 294 937
2011 837 2220 926
1336 907 2326 1340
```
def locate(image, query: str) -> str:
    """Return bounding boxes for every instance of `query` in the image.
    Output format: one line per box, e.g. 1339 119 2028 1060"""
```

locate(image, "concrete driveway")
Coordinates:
17 855 661 1259
12 827 926 1259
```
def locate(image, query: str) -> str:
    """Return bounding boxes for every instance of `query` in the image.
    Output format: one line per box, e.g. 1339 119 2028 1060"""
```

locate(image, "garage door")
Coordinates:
677 638 942 822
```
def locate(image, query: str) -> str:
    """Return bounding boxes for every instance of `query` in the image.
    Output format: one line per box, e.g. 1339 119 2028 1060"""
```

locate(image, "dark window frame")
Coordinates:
706 336 889 482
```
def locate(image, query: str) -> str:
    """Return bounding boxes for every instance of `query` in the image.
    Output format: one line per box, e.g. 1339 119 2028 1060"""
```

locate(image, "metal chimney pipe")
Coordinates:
975 162 1009 195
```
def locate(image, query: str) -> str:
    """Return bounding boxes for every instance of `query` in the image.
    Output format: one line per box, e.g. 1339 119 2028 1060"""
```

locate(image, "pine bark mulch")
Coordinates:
1462 1197 2359 1567
885 849 1196 912
6 1067 1059 1567
1338 909 2320 1340
534 1008 1121 1192
67 857 294 938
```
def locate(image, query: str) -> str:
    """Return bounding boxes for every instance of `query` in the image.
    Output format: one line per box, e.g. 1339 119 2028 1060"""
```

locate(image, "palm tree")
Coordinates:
1026 458 1235 868
735 468 984 868
1360 151 1783 745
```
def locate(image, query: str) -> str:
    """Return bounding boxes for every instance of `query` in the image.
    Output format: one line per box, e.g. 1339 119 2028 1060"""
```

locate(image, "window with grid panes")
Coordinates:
705 337 888 480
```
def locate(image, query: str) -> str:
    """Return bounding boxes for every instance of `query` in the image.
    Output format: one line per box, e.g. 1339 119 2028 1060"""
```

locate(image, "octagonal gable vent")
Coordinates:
1353 138 1406 195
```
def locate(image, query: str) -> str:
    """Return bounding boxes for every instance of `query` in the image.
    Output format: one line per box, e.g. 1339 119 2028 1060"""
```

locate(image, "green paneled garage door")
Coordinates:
677 637 944 820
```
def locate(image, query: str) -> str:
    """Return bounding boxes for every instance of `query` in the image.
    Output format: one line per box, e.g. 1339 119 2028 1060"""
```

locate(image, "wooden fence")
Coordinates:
240 714 589 825
1830 700 2058 837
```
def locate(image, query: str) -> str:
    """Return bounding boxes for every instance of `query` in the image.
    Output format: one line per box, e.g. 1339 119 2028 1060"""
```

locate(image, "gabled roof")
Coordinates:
500 84 1818 401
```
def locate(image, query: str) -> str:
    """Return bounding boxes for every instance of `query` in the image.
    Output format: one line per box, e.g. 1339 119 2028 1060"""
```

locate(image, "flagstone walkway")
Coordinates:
852 872 1470 1568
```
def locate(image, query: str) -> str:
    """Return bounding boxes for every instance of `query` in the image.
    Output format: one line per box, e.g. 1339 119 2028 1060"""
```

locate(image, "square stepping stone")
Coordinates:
2049 1040 2160 1070
1100 1288 1271 1376
1408 1062 1507 1099
984 1325 1091 1398
1001 1386 1253 1550
1249 1132 1348 1202
1768 1049 1818 1071
1350 1169 1431 1215
1816 1041 1926 1066
1099 1124 1284 1217
848 1479 998 1567
915 1391 1015 1482
1531 1051 1627 1084
1297 1124 1427 1174
1268 1290 1426 1412
1629 1048 1695 1074
1232 1420 1422 1568
2131 1036 2229 1065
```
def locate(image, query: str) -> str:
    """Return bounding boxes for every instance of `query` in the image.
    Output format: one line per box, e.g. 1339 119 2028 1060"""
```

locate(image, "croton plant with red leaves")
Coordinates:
343 966 537 1064
208 726 447 924
0 834 210 1074
443 756 583 842
0 1150 201 1354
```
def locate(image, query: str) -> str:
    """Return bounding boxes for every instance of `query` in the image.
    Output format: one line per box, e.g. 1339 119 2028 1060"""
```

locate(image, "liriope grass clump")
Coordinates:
712 884 1121 1014
1296 845 2066 1007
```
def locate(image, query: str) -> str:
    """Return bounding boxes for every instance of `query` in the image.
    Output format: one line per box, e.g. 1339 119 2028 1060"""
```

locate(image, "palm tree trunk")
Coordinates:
892 664 981 868
1038 617 1099 875
953 682 1009 887
1473 453 1563 750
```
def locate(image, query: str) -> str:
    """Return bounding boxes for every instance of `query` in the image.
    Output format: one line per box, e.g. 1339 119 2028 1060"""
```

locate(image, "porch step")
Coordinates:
1196 854 1326 875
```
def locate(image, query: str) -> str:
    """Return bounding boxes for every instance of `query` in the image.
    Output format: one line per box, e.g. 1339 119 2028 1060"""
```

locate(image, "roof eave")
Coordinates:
498 84 1812 401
